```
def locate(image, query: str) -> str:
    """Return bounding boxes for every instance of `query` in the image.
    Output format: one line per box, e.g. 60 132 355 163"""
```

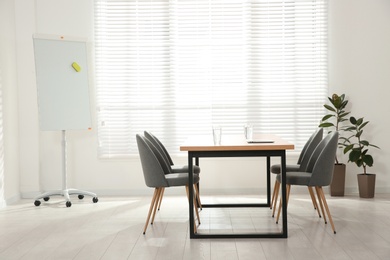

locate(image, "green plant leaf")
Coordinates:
344 144 354 154
321 114 333 121
349 149 361 162
363 154 374 167
357 159 363 167
319 122 334 128
339 112 350 118
324 104 336 112
344 126 355 132
359 121 369 130
340 100 348 109
333 98 342 108
350 117 357 124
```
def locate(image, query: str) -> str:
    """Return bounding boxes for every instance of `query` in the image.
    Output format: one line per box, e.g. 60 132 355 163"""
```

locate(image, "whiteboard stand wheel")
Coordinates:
78 195 84 200
43 197 50 201
92 197 98 203
34 200 41 207
66 201 72 207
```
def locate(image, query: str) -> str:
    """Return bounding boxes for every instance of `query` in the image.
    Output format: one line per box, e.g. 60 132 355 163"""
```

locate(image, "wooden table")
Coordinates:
180 134 294 239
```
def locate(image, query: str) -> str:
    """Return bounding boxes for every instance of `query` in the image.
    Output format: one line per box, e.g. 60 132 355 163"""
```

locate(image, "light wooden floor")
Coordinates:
1 192 390 260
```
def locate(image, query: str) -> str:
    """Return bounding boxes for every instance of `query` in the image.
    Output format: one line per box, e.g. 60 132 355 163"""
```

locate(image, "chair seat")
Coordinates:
276 171 312 186
271 164 300 174
165 173 200 187
171 165 201 174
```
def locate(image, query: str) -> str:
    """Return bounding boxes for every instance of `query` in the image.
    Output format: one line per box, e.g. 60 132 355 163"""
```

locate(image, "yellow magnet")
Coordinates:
72 62 81 72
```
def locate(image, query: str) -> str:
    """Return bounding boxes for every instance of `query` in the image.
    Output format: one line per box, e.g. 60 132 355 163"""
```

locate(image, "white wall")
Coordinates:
3 0 390 203
329 0 390 191
0 0 20 204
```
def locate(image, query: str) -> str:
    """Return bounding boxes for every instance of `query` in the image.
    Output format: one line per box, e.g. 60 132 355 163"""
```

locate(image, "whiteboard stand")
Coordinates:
32 34 98 207
34 131 98 207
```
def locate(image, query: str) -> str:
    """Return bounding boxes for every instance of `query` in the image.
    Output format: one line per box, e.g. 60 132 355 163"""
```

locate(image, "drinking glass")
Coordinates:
244 124 253 141
212 125 222 145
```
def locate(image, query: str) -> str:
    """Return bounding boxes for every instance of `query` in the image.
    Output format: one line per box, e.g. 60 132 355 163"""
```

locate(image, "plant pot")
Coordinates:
330 163 346 196
357 173 376 198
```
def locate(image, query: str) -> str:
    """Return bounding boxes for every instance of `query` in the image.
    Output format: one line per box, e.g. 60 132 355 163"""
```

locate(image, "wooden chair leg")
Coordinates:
143 188 160 234
193 189 201 225
308 186 321 218
276 184 291 224
317 186 336 234
271 179 278 209
157 187 165 210
315 186 327 225
151 188 163 225
194 184 202 210
272 180 280 217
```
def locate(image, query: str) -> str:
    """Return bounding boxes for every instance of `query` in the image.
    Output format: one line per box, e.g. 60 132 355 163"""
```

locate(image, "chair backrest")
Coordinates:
298 128 323 171
143 131 173 173
297 128 323 165
307 131 339 187
136 134 169 188
144 131 174 166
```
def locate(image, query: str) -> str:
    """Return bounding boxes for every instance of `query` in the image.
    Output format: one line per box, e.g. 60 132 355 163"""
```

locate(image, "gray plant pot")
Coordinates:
357 173 376 198
330 164 346 196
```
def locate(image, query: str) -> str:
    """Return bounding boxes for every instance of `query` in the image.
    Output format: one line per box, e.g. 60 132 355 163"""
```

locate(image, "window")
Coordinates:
94 0 328 158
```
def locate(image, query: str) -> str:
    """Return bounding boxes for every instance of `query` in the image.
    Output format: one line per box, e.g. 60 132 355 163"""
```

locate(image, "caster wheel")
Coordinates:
92 197 98 203
34 200 41 206
66 201 72 207
78 195 84 200
43 197 50 201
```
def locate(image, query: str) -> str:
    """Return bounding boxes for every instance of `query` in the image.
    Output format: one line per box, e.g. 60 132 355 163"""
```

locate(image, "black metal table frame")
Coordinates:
188 149 287 239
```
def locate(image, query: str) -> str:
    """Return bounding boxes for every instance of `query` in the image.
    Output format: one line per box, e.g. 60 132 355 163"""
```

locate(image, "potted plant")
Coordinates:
343 116 380 198
319 93 350 196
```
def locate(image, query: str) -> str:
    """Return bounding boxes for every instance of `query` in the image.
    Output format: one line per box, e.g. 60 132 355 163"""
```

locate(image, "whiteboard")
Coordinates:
33 34 92 131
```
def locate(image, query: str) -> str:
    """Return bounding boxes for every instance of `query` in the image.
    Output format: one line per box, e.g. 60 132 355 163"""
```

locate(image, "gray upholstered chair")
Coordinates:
144 131 202 209
136 134 201 234
144 131 201 174
275 131 339 234
270 128 323 216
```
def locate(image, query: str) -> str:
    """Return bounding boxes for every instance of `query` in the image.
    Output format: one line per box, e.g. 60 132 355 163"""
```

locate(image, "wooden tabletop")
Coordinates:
180 134 294 151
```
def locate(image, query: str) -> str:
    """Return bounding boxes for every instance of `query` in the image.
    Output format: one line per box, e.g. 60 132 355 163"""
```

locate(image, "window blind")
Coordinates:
94 0 328 158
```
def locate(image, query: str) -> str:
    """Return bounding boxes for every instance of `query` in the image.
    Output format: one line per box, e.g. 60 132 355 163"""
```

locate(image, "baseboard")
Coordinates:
0 200 6 208
5 194 21 205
